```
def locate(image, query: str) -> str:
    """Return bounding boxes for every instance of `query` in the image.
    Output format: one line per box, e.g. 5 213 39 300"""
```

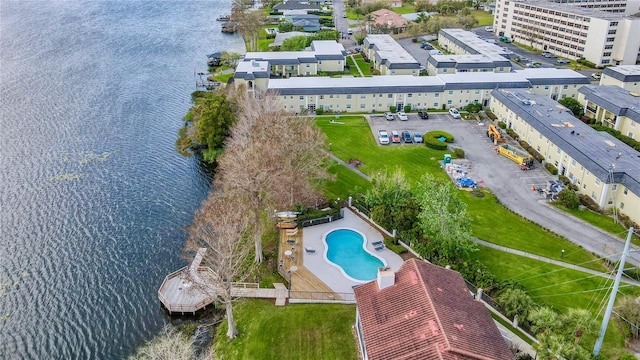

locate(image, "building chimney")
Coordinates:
377 267 395 290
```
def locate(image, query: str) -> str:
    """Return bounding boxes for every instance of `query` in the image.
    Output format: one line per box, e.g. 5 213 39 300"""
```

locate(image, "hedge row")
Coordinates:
485 109 497 121
424 130 454 150
518 140 545 163
505 128 519 140
545 163 558 175
590 124 640 152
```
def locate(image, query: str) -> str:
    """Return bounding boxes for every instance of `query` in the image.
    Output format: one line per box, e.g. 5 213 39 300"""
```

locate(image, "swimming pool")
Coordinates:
323 228 386 282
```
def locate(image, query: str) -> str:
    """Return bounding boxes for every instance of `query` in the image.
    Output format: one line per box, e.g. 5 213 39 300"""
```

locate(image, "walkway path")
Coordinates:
348 54 364 77
328 152 371 181
473 238 640 286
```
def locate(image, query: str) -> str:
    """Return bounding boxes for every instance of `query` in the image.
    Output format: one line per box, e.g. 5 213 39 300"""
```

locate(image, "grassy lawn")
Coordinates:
462 190 607 272
552 203 640 246
470 10 494 26
473 247 640 359
353 54 371 76
214 299 358 360
213 72 234 84
319 162 372 200
513 42 542 54
393 4 416 14
315 116 450 183
345 56 361 77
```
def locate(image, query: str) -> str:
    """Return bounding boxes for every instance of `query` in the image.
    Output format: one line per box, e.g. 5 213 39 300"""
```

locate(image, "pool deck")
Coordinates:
299 208 404 295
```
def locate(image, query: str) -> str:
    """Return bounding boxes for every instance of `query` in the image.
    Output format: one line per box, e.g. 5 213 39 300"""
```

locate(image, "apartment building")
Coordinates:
491 89 640 224
438 29 512 59
426 54 512 75
241 40 346 78
598 65 640 92
493 0 640 65
578 85 640 139
363 35 420 76
264 68 589 113
549 0 640 15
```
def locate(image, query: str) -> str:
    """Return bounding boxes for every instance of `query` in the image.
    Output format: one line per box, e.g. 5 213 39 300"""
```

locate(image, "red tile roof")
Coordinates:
369 9 409 29
354 259 514 360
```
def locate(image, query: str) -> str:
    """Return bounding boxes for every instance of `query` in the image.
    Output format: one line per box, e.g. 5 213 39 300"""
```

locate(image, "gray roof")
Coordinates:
492 89 640 196
602 65 640 83
364 34 420 68
427 54 511 70
243 41 344 64
274 1 320 11
266 69 589 93
439 29 511 58
579 85 640 122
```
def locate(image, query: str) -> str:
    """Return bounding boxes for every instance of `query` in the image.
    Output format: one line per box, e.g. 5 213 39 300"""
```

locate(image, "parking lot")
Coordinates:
365 113 640 266
367 113 551 197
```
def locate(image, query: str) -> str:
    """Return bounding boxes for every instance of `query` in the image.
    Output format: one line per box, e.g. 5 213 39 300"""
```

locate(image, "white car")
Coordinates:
378 130 390 145
384 112 394 121
449 108 461 119
397 111 408 121
485 26 493 32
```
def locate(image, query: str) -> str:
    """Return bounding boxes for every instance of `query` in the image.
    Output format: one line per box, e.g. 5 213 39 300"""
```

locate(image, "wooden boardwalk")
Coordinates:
158 248 289 314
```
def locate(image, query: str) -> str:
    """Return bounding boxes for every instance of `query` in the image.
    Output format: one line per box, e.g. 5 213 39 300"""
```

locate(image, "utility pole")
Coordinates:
593 227 634 357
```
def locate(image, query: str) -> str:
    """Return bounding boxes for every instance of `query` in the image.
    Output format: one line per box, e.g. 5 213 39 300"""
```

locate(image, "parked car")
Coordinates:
418 110 429 119
378 130 390 145
402 131 413 143
414 132 424 143
591 72 602 80
397 111 408 121
391 130 401 143
556 58 570 64
525 62 542 68
449 108 461 119
384 112 394 121
541 52 556 58
484 26 493 32
502 47 514 55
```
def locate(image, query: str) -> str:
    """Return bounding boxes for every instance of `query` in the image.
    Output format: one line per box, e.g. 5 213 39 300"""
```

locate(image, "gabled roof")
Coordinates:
602 65 640 83
354 259 514 360
369 9 409 28
274 0 320 11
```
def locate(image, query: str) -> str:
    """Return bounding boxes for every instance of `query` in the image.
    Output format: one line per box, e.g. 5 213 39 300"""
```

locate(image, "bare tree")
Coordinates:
186 191 254 339
129 325 200 360
217 92 331 263
230 2 266 52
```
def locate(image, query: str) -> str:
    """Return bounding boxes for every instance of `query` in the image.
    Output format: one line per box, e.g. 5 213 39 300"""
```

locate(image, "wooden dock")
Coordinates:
158 248 288 314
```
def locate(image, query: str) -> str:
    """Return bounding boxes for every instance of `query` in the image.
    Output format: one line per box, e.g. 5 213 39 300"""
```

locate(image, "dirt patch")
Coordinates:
348 159 363 167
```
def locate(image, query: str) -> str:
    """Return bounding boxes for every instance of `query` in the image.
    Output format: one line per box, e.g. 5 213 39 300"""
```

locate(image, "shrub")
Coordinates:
424 130 454 150
578 194 602 213
390 105 397 113
544 163 558 175
404 105 411 113
485 109 497 120
453 147 465 158
498 121 506 129
557 189 580 209
315 107 324 115
577 57 596 68
504 128 517 140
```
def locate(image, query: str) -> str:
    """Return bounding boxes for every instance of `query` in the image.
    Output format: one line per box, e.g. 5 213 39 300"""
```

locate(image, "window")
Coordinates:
571 159 576 167
360 95 366 99
320 95 324 99
447 100 452 105
620 202 624 209
299 96 304 100
603 52 611 57
330 95 333 98
388 94 393 98
607 30 616 35
591 192 597 200
612 184 617 190
595 178 601 186
435 93 440 98
434 102 439 107
624 188 628 195
448 90 453 95
346 104 351 109
347 94 352 99
360 104 365 109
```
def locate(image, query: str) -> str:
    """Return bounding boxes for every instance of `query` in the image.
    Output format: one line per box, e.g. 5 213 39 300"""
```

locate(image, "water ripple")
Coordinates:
0 0 241 358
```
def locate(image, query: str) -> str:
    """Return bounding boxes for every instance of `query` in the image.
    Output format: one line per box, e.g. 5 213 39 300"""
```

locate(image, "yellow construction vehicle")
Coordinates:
487 124 507 144
497 144 534 170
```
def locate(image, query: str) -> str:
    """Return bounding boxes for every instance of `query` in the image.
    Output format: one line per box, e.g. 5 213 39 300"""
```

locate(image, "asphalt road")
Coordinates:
367 113 640 268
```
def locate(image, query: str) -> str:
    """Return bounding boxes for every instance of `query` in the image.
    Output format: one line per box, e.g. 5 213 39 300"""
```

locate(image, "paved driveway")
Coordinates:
367 114 640 267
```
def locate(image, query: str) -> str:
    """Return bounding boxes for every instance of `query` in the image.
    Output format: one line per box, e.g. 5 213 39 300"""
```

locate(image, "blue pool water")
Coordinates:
325 229 385 281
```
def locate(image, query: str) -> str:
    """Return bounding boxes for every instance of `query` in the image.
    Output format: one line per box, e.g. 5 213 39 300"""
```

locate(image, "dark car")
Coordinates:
418 110 429 119
402 131 412 143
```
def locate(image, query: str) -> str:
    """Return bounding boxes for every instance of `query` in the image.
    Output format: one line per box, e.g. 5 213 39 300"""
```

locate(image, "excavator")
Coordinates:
487 124 507 144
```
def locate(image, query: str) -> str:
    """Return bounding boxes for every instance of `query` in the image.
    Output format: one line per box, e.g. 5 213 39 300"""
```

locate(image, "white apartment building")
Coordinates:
598 64 640 93
493 0 640 66
438 29 512 59
264 68 589 112
491 89 640 225
578 85 640 140
363 35 421 76
426 54 512 75
549 0 640 15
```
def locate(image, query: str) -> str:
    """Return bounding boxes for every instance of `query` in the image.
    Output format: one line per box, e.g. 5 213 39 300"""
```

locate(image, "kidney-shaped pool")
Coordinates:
324 228 386 282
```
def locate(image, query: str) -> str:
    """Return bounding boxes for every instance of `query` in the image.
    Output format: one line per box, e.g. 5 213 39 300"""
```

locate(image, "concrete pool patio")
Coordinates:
290 208 404 297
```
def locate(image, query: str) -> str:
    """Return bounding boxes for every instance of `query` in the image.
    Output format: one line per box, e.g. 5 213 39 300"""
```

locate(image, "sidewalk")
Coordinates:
473 238 640 286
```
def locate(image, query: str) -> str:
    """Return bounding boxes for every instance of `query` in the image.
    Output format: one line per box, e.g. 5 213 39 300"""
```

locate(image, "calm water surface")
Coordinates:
0 1 243 358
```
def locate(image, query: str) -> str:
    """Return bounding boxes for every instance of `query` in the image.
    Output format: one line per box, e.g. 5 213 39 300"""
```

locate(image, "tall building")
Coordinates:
550 0 640 15
493 0 640 66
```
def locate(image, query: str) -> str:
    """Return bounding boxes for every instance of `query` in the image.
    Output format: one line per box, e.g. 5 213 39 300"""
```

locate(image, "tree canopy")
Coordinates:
558 97 584 118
